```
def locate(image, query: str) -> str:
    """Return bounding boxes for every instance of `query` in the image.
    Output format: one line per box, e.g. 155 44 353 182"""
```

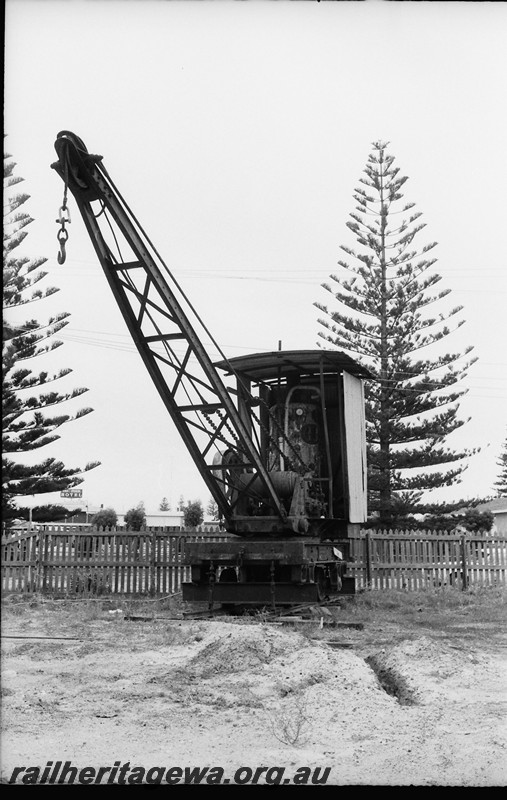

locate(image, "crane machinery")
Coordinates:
52 131 370 609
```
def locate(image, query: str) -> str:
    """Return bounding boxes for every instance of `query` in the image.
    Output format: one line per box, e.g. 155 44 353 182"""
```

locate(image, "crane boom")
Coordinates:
52 131 289 528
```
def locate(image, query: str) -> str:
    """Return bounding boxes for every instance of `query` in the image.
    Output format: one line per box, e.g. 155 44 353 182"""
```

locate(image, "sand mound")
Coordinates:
187 623 310 678
268 643 379 694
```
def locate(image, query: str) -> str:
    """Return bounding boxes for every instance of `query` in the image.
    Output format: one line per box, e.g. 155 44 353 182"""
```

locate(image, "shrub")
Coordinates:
92 507 117 530
124 506 146 531
183 500 204 529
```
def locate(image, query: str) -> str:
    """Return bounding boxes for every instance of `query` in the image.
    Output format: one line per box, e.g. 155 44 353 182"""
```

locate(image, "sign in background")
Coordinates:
60 490 83 499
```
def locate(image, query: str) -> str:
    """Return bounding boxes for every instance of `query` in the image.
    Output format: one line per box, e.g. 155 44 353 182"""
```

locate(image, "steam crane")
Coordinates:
52 131 370 608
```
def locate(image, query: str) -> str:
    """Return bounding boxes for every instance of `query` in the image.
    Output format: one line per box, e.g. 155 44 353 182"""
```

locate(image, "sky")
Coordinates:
4 0 507 516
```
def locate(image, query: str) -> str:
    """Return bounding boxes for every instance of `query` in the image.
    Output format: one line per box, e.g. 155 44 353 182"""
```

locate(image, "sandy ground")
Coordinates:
1 596 506 786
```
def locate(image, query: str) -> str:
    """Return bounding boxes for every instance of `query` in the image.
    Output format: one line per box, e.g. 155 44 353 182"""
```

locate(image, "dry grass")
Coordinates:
2 586 506 653
299 585 507 653
339 585 507 624
255 586 507 654
1 595 197 654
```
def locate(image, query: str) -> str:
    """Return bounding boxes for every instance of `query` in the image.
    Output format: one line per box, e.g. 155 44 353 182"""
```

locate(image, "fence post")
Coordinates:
460 534 468 591
113 532 119 594
365 531 373 587
150 530 157 597
36 531 46 594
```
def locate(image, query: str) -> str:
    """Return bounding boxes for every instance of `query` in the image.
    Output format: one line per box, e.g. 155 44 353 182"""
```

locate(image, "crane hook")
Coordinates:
57 227 69 265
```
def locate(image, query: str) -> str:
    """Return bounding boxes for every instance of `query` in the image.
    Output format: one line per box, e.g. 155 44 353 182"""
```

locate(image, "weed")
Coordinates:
77 601 104 622
72 643 104 658
1 600 29 617
252 608 273 624
269 695 310 747
36 696 60 713
107 673 126 682
10 642 37 657
297 622 325 641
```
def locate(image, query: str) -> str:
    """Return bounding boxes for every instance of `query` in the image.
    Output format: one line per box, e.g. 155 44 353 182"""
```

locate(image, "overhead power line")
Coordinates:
58 332 507 400
62 328 507 369
13 253 507 275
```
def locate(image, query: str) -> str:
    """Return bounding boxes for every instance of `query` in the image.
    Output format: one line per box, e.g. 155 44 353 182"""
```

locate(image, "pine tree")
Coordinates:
159 497 171 511
494 434 507 496
206 495 219 521
315 141 476 526
2 150 100 521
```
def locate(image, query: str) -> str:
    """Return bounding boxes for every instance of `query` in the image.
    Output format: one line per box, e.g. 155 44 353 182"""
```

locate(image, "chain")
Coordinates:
202 408 241 452
56 164 71 264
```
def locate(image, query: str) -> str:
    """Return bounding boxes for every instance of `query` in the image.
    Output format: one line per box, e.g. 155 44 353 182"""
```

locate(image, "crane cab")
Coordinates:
183 349 370 608
215 349 369 536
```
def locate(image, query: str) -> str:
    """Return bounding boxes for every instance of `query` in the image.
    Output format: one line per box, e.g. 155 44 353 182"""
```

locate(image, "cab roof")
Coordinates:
214 349 371 382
